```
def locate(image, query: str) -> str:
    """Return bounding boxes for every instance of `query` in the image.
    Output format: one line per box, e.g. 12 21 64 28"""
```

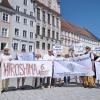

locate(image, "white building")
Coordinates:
61 20 100 55
0 0 61 56
34 0 61 55
0 0 36 56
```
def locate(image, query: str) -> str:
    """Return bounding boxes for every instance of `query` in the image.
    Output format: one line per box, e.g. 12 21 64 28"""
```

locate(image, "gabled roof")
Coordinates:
61 19 99 41
0 0 14 10
35 0 60 16
0 0 15 14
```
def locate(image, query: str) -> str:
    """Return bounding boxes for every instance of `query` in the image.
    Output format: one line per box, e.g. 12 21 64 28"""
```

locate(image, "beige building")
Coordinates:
61 20 100 55
0 0 14 54
0 0 61 56
0 0 36 57
34 0 61 55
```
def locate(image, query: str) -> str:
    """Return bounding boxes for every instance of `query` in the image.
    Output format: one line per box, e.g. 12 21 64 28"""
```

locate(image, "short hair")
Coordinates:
21 48 26 52
85 46 91 50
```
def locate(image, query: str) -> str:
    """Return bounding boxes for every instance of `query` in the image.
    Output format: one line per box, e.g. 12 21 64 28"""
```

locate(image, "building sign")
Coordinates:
93 46 100 53
74 43 84 54
53 44 63 55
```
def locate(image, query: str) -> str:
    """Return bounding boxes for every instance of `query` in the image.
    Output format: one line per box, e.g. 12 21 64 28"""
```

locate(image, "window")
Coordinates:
24 9 27 14
42 43 45 50
47 29 50 38
24 0 27 5
36 25 40 35
30 32 33 39
52 16 55 26
22 44 26 50
36 41 40 49
56 33 59 40
48 13 50 24
42 11 45 22
16 6 20 11
47 44 50 50
52 31 55 39
30 12 33 16
30 21 33 27
56 18 59 28
24 18 27 25
1 43 6 50
2 28 8 37
16 16 20 23
42 27 45 37
23 30 27 38
29 45 32 52
31 0 33 3
15 28 19 36
33 7 35 13
37 8 40 20
13 43 18 51
3 13 9 22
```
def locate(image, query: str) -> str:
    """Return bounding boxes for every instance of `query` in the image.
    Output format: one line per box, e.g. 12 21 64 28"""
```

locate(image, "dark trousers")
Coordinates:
64 76 70 83
35 78 37 87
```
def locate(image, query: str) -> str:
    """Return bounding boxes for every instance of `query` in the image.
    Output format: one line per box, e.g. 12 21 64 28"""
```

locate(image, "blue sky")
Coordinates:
61 0 100 38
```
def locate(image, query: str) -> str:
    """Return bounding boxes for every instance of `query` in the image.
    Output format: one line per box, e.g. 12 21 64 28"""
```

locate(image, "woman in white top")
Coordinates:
43 51 55 87
0 47 12 92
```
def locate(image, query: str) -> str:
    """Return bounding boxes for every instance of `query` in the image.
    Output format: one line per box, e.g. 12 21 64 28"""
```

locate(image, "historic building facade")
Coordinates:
9 0 36 55
61 20 100 55
0 0 15 54
0 0 61 56
0 0 99 56
0 0 36 56
34 0 61 55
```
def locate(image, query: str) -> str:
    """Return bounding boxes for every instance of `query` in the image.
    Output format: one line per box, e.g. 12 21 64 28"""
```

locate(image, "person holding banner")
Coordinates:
83 46 95 88
43 50 55 88
32 54 43 88
63 54 70 86
93 54 99 85
17 48 26 89
0 46 13 92
54 54 65 87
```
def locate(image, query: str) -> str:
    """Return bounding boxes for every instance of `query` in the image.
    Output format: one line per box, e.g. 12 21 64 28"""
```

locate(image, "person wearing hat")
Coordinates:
0 46 13 92
83 46 95 88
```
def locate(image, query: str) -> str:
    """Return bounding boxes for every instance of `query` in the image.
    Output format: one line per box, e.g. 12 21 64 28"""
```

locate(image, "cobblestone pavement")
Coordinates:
0 78 100 100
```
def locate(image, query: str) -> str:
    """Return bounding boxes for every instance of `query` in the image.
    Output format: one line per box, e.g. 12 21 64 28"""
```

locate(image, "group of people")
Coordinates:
0 45 100 93
0 47 56 92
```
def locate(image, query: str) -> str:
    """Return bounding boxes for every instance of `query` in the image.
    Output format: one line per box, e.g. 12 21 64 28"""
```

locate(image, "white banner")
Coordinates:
95 62 100 80
70 54 92 70
1 61 52 79
54 54 94 77
18 52 35 61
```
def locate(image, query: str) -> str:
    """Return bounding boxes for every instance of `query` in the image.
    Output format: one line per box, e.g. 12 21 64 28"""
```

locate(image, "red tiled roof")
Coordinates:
61 20 99 41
